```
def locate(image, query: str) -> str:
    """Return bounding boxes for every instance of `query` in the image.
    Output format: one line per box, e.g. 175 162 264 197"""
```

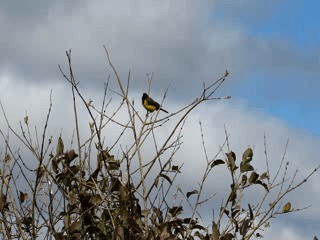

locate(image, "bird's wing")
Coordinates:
146 97 160 109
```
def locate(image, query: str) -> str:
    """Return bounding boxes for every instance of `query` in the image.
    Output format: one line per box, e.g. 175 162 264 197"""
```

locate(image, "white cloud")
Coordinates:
2 73 319 238
1 1 320 238
263 218 318 240
1 0 318 99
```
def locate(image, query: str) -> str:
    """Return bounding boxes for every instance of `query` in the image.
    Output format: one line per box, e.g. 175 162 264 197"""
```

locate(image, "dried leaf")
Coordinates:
241 175 247 185
187 190 199 198
240 219 251 236
255 180 269 192
220 233 234 240
229 191 237 205
89 122 95 131
24 115 29 125
37 166 45 178
172 165 181 173
226 151 237 171
52 158 59 174
192 224 206 231
71 233 81 240
159 173 172 185
183 218 197 225
168 206 183 217
153 207 163 224
4 154 11 163
19 191 29 204
231 209 240 219
260 172 270 180
256 232 263 238
248 204 253 220
154 177 159 188
226 151 236 161
21 216 33 226
210 159 225 168
194 231 203 239
0 193 7 211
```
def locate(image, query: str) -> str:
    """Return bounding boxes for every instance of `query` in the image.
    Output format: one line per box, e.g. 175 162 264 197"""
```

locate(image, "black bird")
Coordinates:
142 93 168 113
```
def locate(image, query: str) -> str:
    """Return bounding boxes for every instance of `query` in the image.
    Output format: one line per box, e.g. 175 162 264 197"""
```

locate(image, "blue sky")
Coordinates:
216 0 320 135
0 1 319 239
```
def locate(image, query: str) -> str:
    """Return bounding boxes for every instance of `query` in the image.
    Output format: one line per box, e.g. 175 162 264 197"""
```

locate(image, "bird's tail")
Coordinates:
160 108 168 114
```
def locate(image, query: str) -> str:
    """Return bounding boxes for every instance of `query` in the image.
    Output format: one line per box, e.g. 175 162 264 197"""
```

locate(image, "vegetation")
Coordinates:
0 48 318 239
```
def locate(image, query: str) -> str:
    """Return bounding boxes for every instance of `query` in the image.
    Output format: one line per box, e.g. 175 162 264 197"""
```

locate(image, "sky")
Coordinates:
0 1 320 239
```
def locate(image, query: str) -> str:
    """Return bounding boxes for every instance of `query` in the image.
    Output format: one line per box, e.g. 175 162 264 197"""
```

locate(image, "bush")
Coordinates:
0 48 318 240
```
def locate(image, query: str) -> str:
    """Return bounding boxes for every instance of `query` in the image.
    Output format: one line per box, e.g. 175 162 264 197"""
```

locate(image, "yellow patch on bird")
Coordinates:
143 100 157 112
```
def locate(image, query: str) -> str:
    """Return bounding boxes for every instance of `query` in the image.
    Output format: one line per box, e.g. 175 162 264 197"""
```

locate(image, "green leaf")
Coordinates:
249 172 259 184
63 214 70 228
107 160 120 170
67 149 78 162
69 221 81 234
68 191 78 206
240 162 254 173
97 221 107 236
56 137 64 155
212 222 220 240
210 159 225 168
141 209 150 217
89 194 102 205
119 185 128 202
242 148 253 163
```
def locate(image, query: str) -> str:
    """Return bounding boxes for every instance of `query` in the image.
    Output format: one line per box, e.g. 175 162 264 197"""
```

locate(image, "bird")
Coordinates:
142 93 168 113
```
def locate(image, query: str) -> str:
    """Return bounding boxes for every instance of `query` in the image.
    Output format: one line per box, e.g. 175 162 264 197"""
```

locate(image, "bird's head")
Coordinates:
142 93 148 101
